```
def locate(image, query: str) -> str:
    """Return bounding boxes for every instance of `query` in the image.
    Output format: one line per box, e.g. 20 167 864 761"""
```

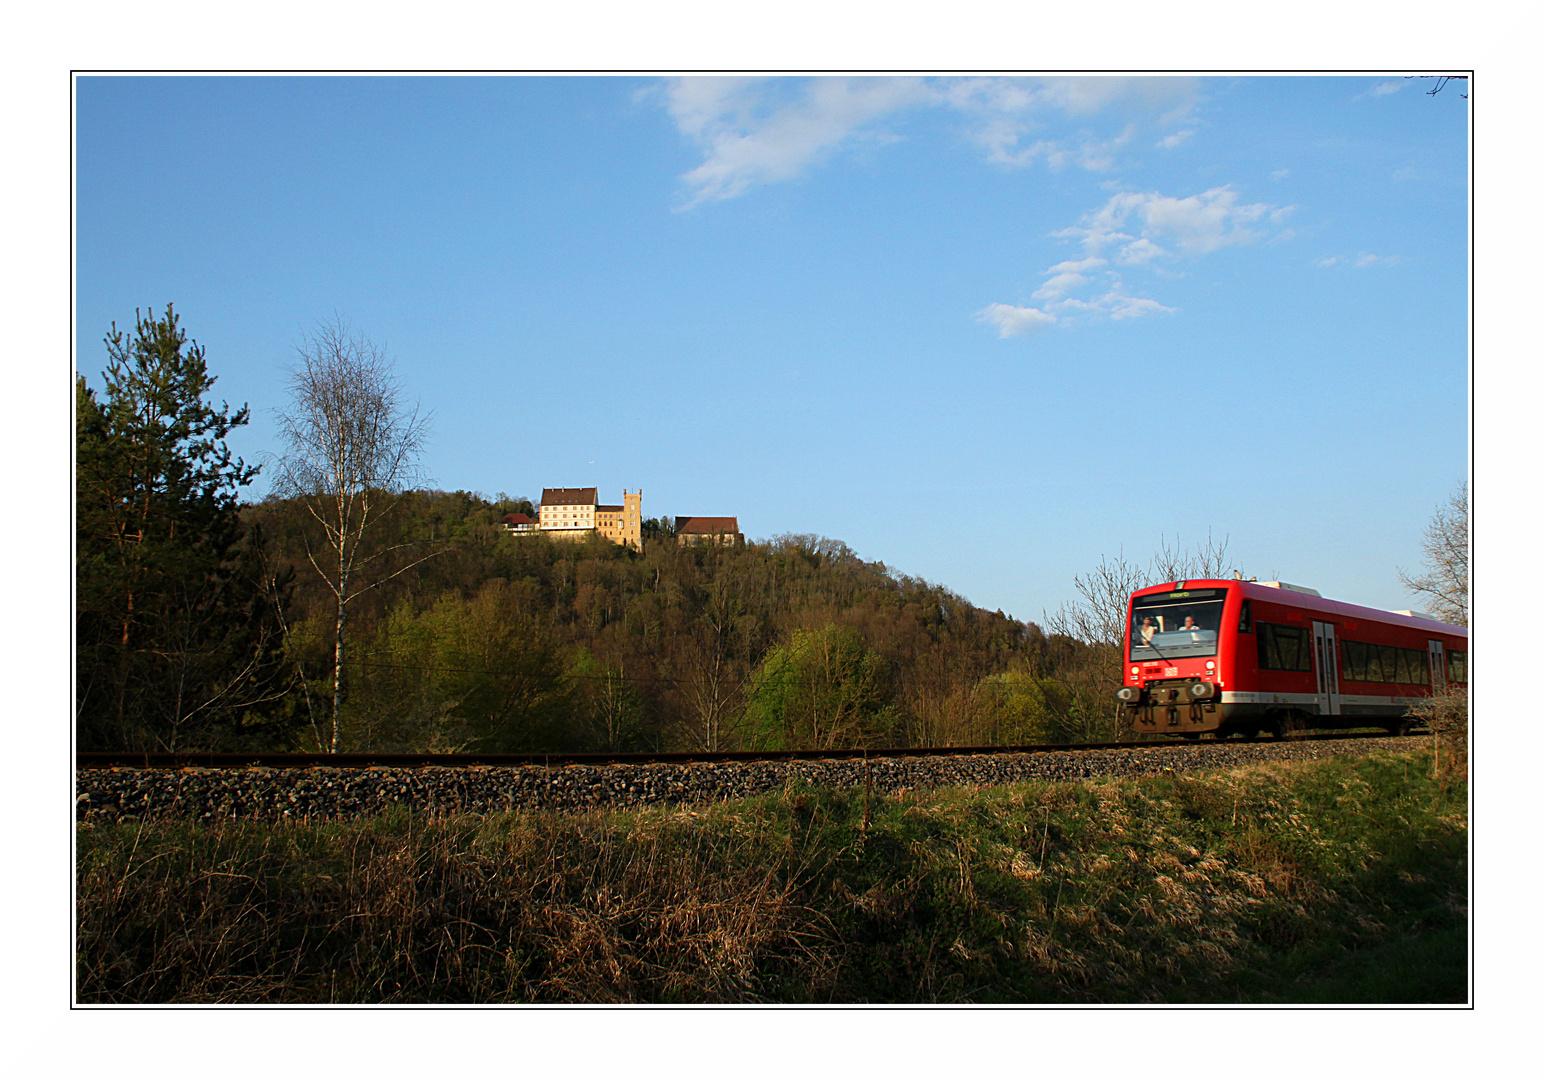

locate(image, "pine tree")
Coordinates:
76 305 290 750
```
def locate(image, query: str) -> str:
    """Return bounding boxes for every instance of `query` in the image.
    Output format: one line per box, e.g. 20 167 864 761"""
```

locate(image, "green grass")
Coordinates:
76 748 1467 1003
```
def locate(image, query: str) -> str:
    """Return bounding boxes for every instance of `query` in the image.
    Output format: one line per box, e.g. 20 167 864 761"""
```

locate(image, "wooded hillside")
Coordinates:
237 491 1109 754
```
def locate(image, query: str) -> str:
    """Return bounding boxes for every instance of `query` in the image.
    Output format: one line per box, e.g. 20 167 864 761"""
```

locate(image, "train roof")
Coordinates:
1133 578 1469 638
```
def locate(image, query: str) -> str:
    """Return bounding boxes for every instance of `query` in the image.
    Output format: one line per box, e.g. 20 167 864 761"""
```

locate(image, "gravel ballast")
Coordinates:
76 737 1424 823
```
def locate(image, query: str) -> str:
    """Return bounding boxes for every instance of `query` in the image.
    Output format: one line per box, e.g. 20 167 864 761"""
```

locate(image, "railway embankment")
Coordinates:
77 736 1421 822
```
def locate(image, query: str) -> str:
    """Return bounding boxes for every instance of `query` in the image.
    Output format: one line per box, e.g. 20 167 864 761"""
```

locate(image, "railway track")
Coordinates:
76 731 1429 822
76 728 1421 771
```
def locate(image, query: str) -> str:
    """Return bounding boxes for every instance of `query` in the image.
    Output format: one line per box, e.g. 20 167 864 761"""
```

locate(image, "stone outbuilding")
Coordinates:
676 516 744 546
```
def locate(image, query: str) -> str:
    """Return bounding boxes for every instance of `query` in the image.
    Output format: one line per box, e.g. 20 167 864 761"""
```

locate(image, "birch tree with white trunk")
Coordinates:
274 320 434 752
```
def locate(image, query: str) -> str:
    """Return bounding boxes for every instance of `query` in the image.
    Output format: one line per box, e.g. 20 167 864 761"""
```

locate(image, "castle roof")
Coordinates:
541 487 597 506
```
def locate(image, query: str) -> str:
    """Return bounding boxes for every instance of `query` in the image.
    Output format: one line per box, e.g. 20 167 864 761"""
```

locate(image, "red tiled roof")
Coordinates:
501 513 534 525
676 516 740 534
596 505 623 513
541 487 597 506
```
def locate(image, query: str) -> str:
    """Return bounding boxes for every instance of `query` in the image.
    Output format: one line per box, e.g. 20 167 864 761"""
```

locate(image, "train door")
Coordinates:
1428 639 1447 692
1312 621 1341 715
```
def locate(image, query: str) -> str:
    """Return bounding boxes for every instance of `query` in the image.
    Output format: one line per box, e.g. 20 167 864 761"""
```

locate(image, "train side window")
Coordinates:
1342 640 1432 685
1237 599 1253 634
1342 639 1366 681
1389 646 1413 684
1385 645 1408 684
1257 622 1313 672
1447 649 1468 683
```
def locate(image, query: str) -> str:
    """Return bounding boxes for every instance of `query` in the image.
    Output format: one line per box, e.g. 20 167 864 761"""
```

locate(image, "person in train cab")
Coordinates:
1180 615 1200 632
1139 617 1157 644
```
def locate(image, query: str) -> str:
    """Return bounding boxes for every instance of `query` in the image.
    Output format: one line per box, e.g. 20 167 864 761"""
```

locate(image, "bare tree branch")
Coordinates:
1398 481 1468 626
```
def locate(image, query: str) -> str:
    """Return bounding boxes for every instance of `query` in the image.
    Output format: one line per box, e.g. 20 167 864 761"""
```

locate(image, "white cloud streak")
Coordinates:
663 77 931 206
1316 252 1400 268
977 303 1057 337
657 75 1202 206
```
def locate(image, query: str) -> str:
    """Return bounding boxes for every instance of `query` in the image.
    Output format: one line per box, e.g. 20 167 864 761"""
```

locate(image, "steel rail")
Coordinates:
76 729 1420 770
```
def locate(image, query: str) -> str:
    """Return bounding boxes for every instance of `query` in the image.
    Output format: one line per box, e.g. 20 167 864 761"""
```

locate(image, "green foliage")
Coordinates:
640 515 677 540
75 306 292 751
744 624 900 750
974 671 1075 743
347 580 580 752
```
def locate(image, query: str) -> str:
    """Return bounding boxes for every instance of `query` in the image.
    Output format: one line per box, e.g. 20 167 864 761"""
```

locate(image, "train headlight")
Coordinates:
1115 686 1144 705
1188 681 1216 700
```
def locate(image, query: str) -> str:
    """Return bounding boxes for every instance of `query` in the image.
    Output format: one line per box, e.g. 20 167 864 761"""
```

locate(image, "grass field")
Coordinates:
76 748 1468 1004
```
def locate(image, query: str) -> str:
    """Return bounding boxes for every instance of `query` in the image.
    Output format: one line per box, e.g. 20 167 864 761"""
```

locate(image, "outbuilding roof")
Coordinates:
676 516 740 534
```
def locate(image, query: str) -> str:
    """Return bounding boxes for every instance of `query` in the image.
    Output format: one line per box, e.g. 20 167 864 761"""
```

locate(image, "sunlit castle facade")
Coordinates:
521 487 642 550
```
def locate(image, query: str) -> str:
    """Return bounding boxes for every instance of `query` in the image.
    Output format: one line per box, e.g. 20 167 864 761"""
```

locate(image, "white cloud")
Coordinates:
981 185 1280 338
1136 188 1272 254
977 303 1057 337
1033 272 1090 302
1060 185 1279 257
1157 129 1195 149
977 133 1070 169
664 77 931 206
1104 293 1176 320
1317 253 1401 268
1116 238 1166 265
1270 169 1289 182
1075 125 1135 170
658 75 1205 205
940 75 1200 121
1371 80 1406 97
1045 256 1107 275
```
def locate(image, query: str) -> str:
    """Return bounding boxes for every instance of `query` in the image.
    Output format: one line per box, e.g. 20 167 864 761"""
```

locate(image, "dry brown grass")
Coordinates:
77 806 842 1003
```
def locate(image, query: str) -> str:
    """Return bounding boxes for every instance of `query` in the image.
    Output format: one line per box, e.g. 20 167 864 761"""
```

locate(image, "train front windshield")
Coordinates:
1129 589 1227 662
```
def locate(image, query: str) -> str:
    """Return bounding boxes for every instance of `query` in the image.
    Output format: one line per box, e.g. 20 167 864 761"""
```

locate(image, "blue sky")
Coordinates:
74 75 1469 623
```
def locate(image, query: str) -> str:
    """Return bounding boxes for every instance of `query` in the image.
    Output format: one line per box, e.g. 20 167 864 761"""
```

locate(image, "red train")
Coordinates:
1116 579 1468 738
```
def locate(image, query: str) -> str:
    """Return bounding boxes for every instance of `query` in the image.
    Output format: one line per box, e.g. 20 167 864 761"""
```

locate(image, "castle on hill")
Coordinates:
502 487 742 548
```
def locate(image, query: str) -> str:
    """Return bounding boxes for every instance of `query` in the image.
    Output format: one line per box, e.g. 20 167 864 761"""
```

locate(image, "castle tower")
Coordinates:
622 489 643 550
